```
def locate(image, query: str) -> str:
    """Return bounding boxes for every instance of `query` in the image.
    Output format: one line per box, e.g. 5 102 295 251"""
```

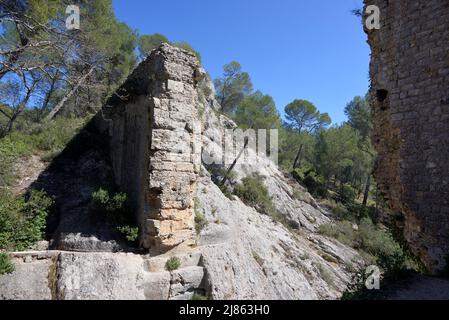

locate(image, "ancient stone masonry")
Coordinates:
364 0 449 272
97 44 204 251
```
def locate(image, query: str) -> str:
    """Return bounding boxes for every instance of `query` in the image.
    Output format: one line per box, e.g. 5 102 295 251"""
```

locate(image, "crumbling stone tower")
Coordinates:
364 0 449 272
96 44 204 252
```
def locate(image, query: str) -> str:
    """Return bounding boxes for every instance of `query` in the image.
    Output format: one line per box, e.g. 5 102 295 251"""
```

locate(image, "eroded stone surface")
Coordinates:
98 44 203 251
365 0 449 272
0 251 206 300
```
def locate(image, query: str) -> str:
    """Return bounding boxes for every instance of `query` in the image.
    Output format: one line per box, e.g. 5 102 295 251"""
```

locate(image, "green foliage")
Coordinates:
319 221 357 247
320 198 352 220
0 133 33 185
0 253 14 275
138 33 169 57
234 91 281 130
337 183 358 205
234 174 275 216
284 99 331 134
137 34 201 62
165 256 181 271
252 251 264 267
91 188 127 216
345 95 372 142
315 262 335 287
90 188 139 244
173 41 202 62
214 61 253 113
314 125 362 181
1 0 138 128
319 217 405 271
278 128 314 171
191 293 209 300
194 197 208 235
232 174 293 228
358 218 405 270
28 118 84 153
0 190 53 251
116 225 139 242
293 166 327 198
0 117 84 186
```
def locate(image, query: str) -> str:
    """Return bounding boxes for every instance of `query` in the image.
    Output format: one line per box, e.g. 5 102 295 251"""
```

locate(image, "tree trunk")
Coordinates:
221 137 249 186
292 144 304 170
362 175 371 207
44 66 95 121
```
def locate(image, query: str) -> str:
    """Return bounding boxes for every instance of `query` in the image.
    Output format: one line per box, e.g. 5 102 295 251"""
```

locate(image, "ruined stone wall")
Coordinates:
97 44 203 251
365 0 449 272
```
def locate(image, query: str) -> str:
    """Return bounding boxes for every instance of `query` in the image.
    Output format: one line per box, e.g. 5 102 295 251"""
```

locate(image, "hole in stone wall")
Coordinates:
376 89 389 103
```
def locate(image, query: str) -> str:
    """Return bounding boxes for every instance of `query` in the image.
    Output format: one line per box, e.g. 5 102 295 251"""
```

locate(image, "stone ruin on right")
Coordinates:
364 0 449 273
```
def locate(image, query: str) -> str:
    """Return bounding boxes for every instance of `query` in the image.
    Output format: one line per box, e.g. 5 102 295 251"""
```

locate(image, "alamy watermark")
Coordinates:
200 128 279 167
65 5 80 30
365 265 381 290
365 5 380 30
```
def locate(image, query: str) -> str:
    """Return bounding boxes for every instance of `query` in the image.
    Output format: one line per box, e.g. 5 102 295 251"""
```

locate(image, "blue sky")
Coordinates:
113 0 370 124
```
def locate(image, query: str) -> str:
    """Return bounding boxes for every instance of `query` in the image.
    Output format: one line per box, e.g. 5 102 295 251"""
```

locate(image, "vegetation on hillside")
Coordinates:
0 190 53 252
213 59 422 283
90 188 139 243
0 1 199 253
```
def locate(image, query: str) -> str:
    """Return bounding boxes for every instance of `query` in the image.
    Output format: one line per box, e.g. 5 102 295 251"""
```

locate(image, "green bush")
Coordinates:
336 183 358 205
29 118 84 152
0 253 14 275
193 197 208 234
0 190 53 251
116 225 139 242
165 256 181 271
320 198 353 220
319 217 405 271
358 218 405 270
0 133 34 186
191 293 209 300
0 117 84 186
319 221 357 247
90 188 139 244
91 188 127 217
195 212 207 235
293 167 327 198
234 174 275 216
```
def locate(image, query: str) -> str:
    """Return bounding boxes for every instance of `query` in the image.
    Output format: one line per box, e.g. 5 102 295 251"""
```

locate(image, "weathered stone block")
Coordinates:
98 44 202 252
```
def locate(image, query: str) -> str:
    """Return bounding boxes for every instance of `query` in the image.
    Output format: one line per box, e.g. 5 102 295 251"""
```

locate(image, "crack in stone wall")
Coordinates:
364 0 449 273
97 44 204 252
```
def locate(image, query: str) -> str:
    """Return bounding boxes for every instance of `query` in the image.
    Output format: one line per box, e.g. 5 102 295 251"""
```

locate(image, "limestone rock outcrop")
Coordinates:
364 0 449 273
0 250 206 300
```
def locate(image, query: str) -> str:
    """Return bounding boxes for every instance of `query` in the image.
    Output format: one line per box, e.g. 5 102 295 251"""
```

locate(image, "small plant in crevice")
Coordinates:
165 256 181 271
314 262 335 288
194 197 208 235
0 253 14 275
90 188 139 244
252 250 264 267
191 293 209 300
